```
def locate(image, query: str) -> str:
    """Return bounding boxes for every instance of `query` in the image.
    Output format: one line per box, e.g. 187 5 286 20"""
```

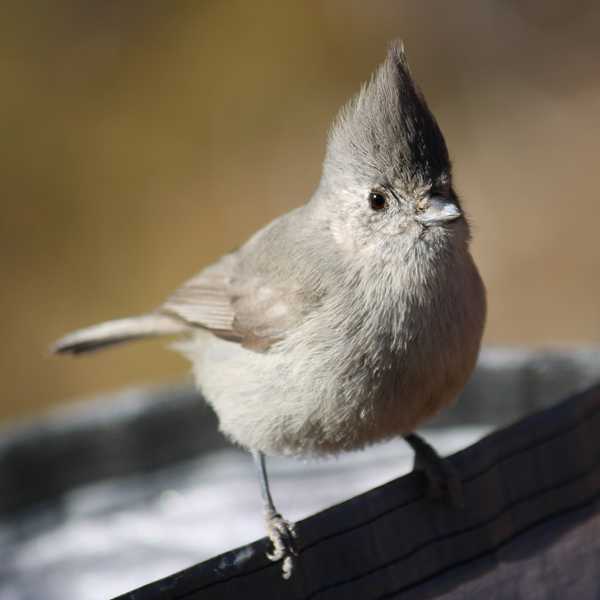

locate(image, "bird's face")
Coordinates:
323 174 468 260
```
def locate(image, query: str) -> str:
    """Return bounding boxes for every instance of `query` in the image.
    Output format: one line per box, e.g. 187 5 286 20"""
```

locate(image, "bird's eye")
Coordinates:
368 191 387 211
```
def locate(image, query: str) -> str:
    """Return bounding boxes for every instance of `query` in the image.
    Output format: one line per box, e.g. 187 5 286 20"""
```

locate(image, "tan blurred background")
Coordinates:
1 1 599 423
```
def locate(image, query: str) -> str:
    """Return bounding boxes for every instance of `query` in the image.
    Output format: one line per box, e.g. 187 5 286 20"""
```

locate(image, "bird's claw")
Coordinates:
264 509 298 579
414 450 465 509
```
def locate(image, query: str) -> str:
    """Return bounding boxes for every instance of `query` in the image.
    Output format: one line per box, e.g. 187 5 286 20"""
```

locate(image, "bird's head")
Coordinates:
316 41 469 259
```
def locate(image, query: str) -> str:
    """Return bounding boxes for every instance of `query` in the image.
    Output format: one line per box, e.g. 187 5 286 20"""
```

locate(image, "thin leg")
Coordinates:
403 433 465 508
252 451 298 578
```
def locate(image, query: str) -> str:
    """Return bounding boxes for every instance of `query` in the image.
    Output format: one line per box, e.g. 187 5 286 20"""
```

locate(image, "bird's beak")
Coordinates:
414 197 461 226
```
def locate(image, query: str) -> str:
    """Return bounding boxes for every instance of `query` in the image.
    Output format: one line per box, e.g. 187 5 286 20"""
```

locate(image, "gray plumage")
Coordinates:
54 41 486 576
53 314 187 354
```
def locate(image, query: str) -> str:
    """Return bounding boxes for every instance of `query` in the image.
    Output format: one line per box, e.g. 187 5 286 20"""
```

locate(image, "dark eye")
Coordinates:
369 191 387 211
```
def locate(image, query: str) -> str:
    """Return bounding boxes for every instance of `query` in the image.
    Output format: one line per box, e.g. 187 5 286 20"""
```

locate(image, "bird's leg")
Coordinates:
403 433 464 508
252 451 298 579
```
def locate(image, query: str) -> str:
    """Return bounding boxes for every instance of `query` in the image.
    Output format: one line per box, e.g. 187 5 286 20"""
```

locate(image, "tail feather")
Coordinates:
52 313 188 355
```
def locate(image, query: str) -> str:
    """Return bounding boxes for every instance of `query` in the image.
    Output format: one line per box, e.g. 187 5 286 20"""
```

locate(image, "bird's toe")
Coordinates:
264 510 298 579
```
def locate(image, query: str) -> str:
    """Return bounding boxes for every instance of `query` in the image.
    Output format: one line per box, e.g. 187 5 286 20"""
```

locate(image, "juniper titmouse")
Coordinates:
54 42 486 578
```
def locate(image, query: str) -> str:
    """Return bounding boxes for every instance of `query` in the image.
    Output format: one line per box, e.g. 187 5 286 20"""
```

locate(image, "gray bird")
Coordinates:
54 41 486 578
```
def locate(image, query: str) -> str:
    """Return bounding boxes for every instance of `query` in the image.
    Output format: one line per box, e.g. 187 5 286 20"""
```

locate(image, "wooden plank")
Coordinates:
113 383 600 600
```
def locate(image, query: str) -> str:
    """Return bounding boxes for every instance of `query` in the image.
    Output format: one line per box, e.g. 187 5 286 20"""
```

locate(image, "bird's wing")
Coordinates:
160 253 307 352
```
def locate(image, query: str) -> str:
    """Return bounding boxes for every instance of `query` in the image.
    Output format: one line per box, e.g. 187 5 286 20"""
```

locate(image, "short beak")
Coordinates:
414 197 461 226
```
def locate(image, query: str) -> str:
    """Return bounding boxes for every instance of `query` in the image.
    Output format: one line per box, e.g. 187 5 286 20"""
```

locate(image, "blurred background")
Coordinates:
2 0 599 424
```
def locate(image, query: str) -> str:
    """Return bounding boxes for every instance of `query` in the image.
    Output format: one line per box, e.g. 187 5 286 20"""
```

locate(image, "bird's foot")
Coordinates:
264 509 298 579
405 433 465 509
416 452 464 508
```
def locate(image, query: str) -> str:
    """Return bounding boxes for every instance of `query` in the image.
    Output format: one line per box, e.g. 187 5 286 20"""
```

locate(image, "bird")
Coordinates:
53 41 486 579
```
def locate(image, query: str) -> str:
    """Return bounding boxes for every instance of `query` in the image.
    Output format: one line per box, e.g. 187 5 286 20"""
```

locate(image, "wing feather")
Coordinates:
160 253 304 351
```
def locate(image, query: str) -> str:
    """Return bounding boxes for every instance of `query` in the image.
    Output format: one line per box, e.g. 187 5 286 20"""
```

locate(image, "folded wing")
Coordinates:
160 253 305 352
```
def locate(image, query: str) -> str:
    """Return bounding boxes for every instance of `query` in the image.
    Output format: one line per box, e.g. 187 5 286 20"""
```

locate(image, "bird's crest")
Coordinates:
324 41 450 190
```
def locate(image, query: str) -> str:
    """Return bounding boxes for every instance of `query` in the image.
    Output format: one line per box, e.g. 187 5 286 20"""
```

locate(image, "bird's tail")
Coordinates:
52 313 188 355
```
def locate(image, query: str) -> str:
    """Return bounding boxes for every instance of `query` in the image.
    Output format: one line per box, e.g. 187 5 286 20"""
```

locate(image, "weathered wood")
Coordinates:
110 382 600 599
